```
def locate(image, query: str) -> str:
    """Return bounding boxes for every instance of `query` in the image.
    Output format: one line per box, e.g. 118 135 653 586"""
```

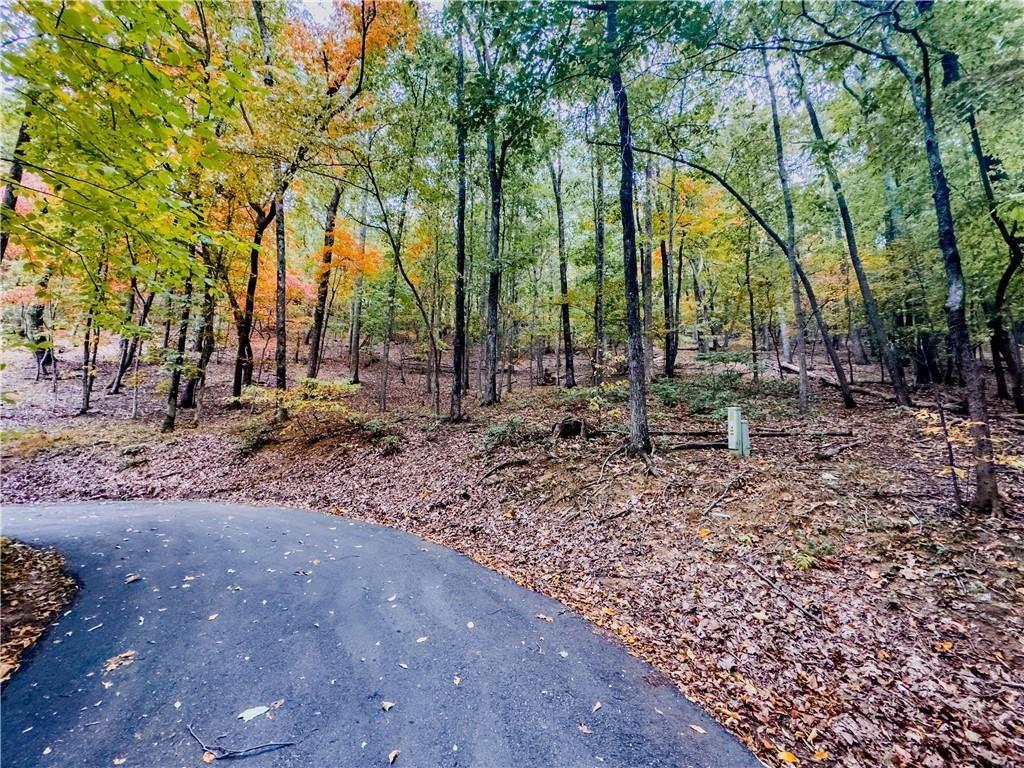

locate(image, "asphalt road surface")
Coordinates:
1 502 760 768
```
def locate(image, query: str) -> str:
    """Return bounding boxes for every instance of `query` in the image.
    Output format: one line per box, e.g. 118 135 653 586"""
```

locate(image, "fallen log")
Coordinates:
778 362 927 407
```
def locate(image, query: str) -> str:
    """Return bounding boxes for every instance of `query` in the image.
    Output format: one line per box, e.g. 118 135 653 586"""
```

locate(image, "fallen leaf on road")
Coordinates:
237 705 269 722
398 662 408 669
382 701 394 712
536 613 553 622
592 701 602 713
208 614 218 621
416 636 428 643
124 574 140 584
103 650 136 673
453 676 461 686
113 758 126 765
578 724 592 734
202 751 215 763
388 749 400 764
689 724 707 734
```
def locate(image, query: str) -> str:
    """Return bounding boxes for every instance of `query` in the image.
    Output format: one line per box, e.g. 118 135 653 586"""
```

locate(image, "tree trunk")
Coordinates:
307 185 341 379
794 56 909 405
763 49 855 409
660 239 677 376
744 222 758 384
641 161 654 377
162 271 193 433
1 117 29 262
607 0 651 456
274 184 287 412
592 136 606 385
451 21 468 420
549 156 575 388
232 206 273 399
907 50 998 511
180 249 217 409
483 128 502 405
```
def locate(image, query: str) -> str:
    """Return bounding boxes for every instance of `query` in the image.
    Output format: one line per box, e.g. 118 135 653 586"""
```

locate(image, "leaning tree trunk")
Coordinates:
607 0 651 456
902 44 998 512
1 117 29 262
794 56 909 406
763 49 854 409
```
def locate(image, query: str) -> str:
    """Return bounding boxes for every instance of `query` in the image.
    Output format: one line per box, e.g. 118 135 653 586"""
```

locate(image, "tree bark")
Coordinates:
763 49 855 409
162 270 193 433
232 205 274 399
482 128 503 405
592 136 606 385
307 185 341 379
1 117 29 262
274 183 287 404
660 239 677 376
549 156 575 388
607 0 651 456
794 56 910 405
641 160 655 377
451 19 468 419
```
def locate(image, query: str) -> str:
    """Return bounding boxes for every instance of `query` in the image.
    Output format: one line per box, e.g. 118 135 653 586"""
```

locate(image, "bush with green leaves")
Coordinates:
483 415 537 450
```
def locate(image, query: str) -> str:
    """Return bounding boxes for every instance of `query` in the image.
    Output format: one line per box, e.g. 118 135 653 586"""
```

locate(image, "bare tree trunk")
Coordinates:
548 156 575 388
607 0 650 456
591 135 606 385
660 239 677 377
482 128 502 405
162 270 193 433
744 222 758 384
451 19 468 420
794 56 909 405
274 183 287 419
307 185 341 379
1 117 29 262
641 160 654 377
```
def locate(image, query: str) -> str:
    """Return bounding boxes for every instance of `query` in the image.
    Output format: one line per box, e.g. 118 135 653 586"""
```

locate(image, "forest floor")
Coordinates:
1 341 1023 768
0 537 77 683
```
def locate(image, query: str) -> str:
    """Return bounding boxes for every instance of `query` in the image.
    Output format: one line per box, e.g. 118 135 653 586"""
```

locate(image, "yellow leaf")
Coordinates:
778 750 799 764
202 752 216 764
813 750 829 761
697 528 712 537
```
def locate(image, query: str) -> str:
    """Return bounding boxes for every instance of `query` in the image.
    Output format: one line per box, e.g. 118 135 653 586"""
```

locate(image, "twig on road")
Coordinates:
187 723 295 761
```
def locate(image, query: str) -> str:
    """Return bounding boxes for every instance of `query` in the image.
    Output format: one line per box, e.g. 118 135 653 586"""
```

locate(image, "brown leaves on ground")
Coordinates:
1 537 77 683
1 351 1022 767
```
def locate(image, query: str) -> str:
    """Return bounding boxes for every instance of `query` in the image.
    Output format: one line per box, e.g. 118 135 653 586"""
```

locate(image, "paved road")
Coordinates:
1 502 759 768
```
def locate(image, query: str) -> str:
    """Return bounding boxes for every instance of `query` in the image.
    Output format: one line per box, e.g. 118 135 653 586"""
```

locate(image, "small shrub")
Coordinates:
237 416 277 455
378 435 402 456
791 539 834 571
484 415 534 449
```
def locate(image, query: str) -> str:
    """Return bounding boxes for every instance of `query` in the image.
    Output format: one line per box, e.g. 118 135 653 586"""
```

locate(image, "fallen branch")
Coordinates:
187 723 294 761
744 563 829 629
664 440 729 451
702 468 755 516
481 457 530 480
